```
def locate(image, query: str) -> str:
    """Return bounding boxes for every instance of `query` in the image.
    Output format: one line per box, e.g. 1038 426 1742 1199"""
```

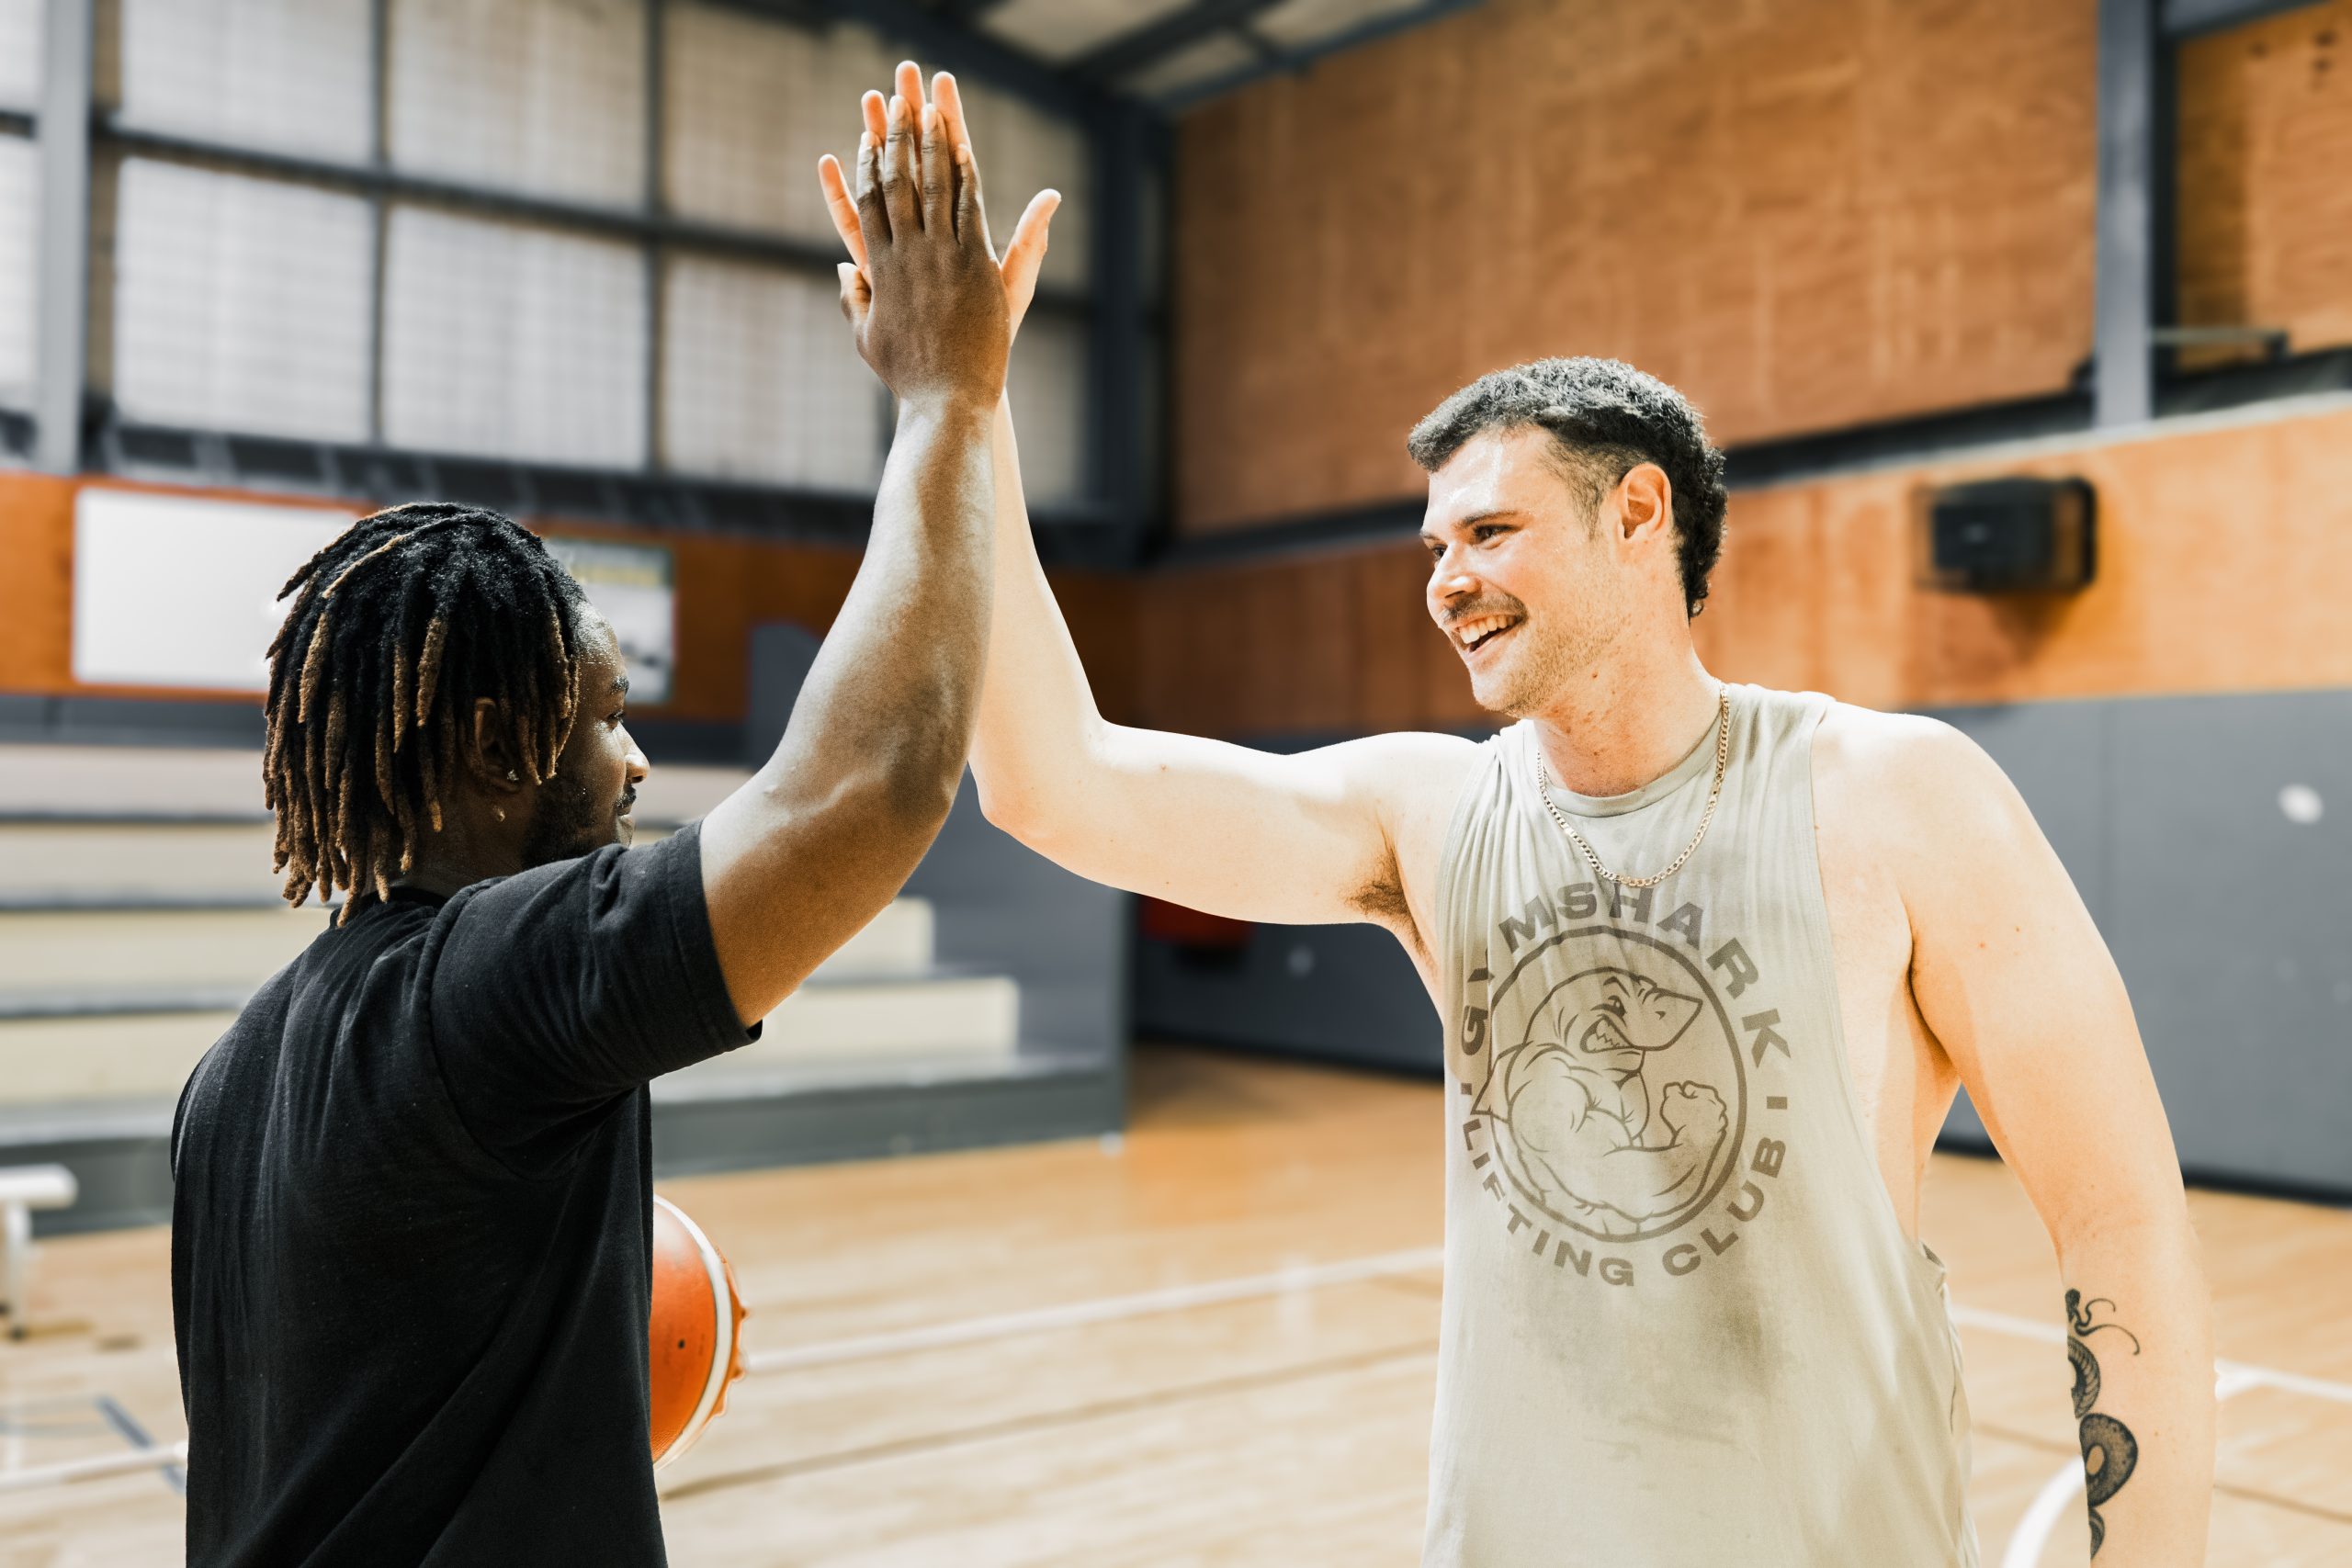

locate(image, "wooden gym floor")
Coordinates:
2 1045 2346 1567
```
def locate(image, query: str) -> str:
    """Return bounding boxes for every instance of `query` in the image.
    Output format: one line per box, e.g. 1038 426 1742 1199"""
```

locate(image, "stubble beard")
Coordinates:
1476 616 1613 720
519 763 620 867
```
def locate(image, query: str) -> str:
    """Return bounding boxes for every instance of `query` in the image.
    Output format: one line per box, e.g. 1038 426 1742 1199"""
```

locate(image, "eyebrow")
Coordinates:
611 675 630 695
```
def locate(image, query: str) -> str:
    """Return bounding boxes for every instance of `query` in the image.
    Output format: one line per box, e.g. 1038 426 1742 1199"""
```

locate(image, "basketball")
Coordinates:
649 1195 747 1470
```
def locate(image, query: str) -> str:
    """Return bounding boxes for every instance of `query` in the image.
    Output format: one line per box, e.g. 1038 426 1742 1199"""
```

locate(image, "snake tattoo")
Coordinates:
2065 1289 2143 1557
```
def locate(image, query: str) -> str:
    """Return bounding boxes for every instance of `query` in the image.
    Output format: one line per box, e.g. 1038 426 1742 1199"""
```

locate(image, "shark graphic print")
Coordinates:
1474 964 1734 1239
1455 882 1797 1287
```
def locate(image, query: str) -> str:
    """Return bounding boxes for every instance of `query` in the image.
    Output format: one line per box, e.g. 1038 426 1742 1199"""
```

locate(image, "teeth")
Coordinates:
1454 615 1512 648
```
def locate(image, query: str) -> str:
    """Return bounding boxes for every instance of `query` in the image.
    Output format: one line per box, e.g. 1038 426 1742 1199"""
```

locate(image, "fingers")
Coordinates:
933 72 972 161
951 132 989 249
880 91 920 233
817 153 868 273
861 88 888 149
1001 188 1059 324
919 101 951 232
930 73 989 251
853 129 888 245
895 59 930 231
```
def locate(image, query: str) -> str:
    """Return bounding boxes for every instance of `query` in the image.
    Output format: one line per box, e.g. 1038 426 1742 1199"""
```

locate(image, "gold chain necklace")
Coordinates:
1532 690 1731 889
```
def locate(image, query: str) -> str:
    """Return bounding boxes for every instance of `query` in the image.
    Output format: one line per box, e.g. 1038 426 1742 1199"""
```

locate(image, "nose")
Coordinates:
622 728 650 784
1429 548 1480 605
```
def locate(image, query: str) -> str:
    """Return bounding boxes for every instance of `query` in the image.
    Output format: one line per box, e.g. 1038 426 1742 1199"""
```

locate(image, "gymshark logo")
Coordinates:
1455 884 1795 1288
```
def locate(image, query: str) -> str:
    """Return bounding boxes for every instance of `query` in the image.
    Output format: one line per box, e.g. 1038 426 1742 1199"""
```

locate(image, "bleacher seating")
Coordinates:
0 743 1082 1227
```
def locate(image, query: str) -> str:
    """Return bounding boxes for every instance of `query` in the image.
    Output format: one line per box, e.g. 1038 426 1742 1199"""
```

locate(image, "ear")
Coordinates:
1615 462 1675 544
469 698 526 792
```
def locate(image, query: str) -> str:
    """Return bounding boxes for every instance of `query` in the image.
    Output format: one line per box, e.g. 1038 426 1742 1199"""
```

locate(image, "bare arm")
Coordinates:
820 71 1473 947
974 402 1474 931
1876 716 2214 1564
698 88 1008 1026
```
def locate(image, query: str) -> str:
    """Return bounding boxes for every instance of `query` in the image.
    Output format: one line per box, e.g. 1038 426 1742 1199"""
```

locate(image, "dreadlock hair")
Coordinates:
263 503 588 922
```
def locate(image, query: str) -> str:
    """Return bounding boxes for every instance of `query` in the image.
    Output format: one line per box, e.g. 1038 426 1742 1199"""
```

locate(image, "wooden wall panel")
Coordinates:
0 477 1138 730
2177 3 2352 366
0 474 78 696
1132 400 2352 737
1171 0 2099 536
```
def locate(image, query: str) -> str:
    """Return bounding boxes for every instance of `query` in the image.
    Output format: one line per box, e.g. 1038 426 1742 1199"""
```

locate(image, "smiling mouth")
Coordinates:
1451 614 1521 657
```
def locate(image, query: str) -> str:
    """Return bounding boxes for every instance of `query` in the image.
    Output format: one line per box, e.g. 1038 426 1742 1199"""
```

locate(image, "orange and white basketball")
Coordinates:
649 1194 748 1469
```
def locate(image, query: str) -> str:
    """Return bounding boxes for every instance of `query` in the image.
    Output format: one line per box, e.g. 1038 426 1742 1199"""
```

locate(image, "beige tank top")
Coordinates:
1425 683 1977 1566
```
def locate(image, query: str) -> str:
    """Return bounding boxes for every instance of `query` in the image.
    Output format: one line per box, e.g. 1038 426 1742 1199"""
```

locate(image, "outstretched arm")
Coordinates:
969 371 1473 931
698 85 1009 1028
822 70 1474 946
1873 716 2213 1564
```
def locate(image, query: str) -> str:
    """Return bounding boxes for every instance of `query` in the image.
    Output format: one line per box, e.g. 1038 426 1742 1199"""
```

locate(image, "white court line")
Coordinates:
10 1252 2351 1499
1962 1312 2346 1568
1997 1372 2271 1568
2000 1461 2086 1568
741 1246 1445 1375
1952 1303 2352 1404
0 1439 187 1494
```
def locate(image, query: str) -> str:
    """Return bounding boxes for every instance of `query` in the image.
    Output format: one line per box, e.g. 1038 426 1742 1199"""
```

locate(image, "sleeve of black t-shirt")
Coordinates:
425 821 757 1174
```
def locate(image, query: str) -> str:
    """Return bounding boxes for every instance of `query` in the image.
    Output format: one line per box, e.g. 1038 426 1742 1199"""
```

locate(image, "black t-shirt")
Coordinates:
171 824 755 1567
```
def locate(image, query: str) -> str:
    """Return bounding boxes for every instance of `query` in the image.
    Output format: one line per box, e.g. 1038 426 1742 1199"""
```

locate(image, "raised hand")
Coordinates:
829 84 1010 410
819 64 1060 347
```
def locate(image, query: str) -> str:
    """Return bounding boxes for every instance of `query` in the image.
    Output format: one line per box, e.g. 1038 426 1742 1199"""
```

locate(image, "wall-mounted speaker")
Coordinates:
1917 477 2096 593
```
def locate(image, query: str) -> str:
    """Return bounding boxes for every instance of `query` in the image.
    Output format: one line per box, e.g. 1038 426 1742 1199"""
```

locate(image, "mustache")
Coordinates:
616 788 638 813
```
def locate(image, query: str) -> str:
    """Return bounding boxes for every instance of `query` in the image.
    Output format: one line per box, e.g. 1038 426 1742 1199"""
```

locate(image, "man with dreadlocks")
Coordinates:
169 73 1052 1566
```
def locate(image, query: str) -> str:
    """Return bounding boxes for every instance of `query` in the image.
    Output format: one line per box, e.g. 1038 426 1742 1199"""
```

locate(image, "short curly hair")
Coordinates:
1406 357 1728 617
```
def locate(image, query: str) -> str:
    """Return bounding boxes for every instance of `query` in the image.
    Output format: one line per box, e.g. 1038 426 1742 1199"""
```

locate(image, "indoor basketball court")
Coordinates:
1 2 2348 1565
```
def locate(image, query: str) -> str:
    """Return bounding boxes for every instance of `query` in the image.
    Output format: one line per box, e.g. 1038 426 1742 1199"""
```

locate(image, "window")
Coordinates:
389 0 648 208
31 0 1104 513
661 253 883 490
110 159 374 439
116 0 373 163
381 205 648 465
0 0 41 110
662 6 895 244
0 134 34 406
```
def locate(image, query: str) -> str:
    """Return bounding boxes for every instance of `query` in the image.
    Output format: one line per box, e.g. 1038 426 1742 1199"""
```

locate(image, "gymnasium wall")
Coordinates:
1170 0 2352 537
1170 0 2100 535
2177 2 2352 367
0 471 1140 729
1127 396 2352 739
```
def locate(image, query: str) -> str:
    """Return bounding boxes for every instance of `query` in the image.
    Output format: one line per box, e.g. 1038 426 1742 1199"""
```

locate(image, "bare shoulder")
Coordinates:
1813 700 2038 875
1326 728 1487 818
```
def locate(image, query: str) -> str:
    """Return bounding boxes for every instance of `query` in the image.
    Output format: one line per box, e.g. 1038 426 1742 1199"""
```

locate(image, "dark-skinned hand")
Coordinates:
834 84 1010 410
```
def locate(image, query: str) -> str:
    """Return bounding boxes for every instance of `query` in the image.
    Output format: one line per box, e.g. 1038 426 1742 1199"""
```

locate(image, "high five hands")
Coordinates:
817 62 1061 396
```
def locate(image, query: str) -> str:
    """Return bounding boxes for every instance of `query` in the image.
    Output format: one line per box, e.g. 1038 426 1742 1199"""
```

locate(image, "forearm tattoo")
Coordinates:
2065 1289 2143 1557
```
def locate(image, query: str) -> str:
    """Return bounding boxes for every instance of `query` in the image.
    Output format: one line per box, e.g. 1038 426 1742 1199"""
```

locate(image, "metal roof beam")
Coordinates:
1070 0 1287 85
2161 0 2321 39
798 0 1106 119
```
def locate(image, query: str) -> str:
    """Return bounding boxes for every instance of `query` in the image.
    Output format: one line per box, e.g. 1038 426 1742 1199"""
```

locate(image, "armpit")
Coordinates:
1346 850 1427 965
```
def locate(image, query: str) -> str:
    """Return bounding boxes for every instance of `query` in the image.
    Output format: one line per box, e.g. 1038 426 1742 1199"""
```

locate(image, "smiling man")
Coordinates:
172 78 1016 1567
853 145 2214 1561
